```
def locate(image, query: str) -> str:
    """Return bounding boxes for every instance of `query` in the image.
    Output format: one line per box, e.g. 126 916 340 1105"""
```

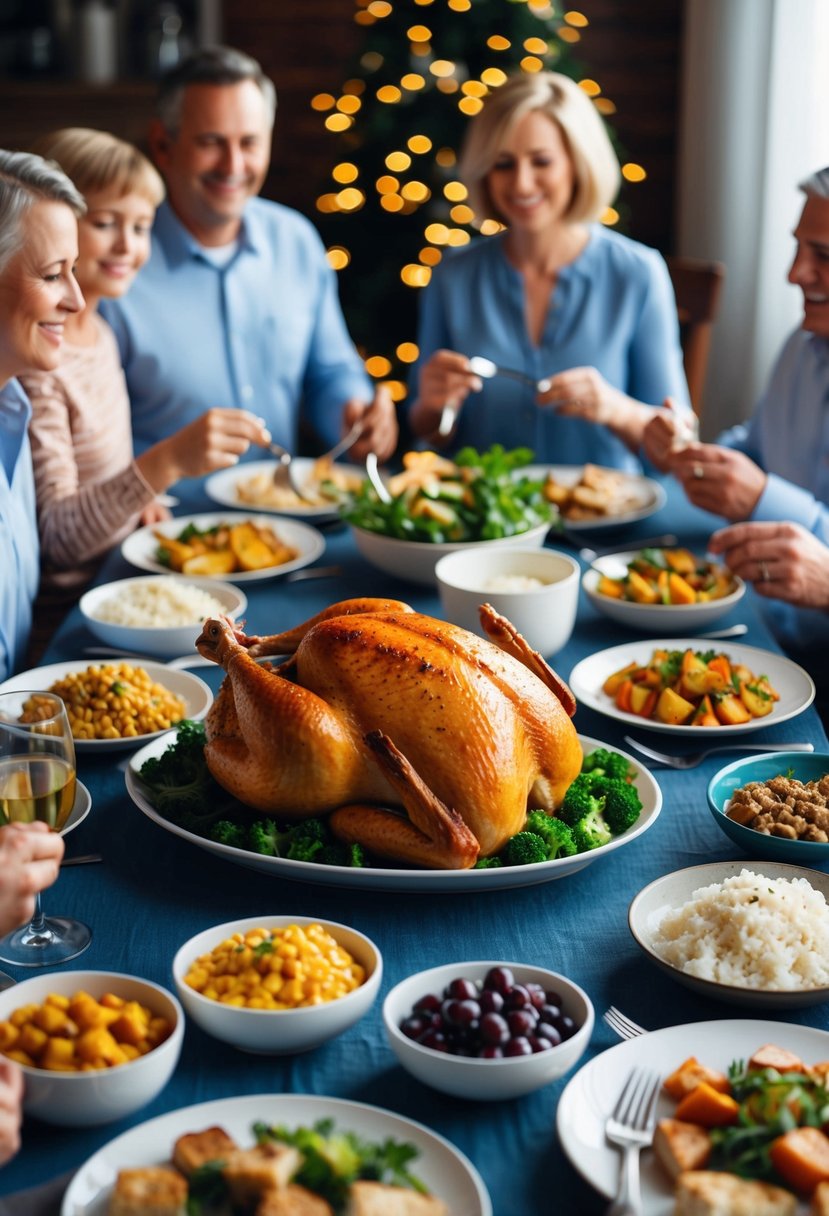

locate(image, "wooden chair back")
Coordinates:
666 256 726 415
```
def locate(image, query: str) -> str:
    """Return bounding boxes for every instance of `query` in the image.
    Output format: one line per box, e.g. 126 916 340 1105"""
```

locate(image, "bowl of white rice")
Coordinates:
628 860 829 1008
80 576 247 660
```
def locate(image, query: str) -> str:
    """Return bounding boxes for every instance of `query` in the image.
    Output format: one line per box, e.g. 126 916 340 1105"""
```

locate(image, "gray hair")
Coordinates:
0 149 86 273
156 45 277 135
799 167 829 200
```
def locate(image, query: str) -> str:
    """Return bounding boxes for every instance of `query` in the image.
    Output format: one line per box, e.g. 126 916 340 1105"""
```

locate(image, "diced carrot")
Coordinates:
691 695 720 727
707 654 732 684
674 1082 740 1127
770 1127 829 1194
663 1057 731 1100
668 572 697 605
615 679 634 713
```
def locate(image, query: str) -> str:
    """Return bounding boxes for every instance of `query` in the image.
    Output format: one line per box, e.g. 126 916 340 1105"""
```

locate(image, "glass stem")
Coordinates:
28 892 46 935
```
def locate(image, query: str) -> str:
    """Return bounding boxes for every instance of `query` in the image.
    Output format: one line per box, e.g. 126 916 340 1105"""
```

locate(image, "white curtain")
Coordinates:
677 0 829 436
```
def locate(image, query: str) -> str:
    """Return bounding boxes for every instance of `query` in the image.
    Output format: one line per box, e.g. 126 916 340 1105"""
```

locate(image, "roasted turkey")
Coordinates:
195 598 582 869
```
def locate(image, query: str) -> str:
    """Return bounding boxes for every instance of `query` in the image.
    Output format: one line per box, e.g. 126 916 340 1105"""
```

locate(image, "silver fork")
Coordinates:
623 734 815 770
605 1067 660 1216
603 1006 648 1041
268 441 298 495
468 355 552 394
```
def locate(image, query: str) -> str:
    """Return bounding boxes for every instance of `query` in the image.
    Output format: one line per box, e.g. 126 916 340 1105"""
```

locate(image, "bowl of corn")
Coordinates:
0 970 183 1126
172 916 382 1054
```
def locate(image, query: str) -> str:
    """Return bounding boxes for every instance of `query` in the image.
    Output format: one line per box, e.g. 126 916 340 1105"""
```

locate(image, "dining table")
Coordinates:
1 475 827 1216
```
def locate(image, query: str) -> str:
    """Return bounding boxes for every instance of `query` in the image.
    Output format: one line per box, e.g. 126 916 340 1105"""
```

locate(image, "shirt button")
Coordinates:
241 385 253 401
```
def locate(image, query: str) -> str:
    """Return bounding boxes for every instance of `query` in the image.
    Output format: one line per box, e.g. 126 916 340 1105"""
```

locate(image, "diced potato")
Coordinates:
183 549 237 576
153 535 195 572
41 1037 76 1070
655 687 696 725
597 575 625 599
627 569 659 604
602 661 638 697
629 683 657 717
16 1024 48 1059
0 1022 19 1051
664 548 697 574
740 682 775 718
33 1003 75 1036
76 1028 123 1065
714 694 752 726
668 572 697 605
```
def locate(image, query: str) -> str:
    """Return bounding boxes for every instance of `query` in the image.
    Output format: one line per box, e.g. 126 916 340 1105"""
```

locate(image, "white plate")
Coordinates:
582 551 746 633
61 1092 492 1216
628 860 829 1009
523 464 666 531
205 457 361 518
0 661 213 754
62 780 91 835
569 638 815 735
557 1020 829 1213
121 513 326 582
125 733 661 892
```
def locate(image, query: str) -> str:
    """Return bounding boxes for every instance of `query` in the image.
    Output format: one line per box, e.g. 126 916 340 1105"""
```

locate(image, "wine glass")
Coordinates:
0 690 91 967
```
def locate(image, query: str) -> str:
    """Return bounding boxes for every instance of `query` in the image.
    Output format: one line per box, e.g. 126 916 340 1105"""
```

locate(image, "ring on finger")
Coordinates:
692 463 705 480
759 560 771 583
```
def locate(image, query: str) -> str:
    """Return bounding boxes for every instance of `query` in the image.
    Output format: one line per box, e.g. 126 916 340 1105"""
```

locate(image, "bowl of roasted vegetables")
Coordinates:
341 446 553 585
583 547 745 632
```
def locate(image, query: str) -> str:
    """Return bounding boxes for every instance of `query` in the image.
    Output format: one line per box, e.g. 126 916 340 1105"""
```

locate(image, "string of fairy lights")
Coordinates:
310 0 648 398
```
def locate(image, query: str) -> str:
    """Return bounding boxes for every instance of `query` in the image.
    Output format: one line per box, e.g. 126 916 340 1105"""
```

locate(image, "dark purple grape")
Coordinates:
504 984 531 1011
525 982 546 1010
545 990 564 1007
455 999 481 1025
445 977 478 1001
503 1036 533 1057
413 992 442 1015
478 1044 504 1059
554 1014 576 1040
418 1029 449 1051
401 1015 430 1040
528 1034 554 1053
484 966 514 994
478 989 504 1014
541 1003 562 1023
536 1022 562 1046
507 1009 536 1037
479 1012 510 1045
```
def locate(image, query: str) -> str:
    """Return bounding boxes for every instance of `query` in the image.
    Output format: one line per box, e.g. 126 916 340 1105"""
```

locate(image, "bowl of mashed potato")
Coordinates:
435 547 579 656
80 575 247 659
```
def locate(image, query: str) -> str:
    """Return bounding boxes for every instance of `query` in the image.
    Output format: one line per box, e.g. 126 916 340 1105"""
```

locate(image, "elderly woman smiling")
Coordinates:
0 150 85 682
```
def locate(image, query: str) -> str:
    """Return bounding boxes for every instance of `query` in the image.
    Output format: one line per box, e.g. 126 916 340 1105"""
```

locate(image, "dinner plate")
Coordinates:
121 512 326 582
61 1092 492 1216
628 859 829 1008
568 637 815 735
205 457 362 519
0 661 213 753
62 779 92 835
124 733 662 892
582 550 746 633
557 1019 829 1213
523 464 666 530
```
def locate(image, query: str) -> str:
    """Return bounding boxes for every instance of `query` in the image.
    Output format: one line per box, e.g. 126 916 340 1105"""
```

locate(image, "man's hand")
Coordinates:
538 365 660 453
669 444 767 520
0 1061 22 1165
0 822 64 937
709 521 829 608
642 398 698 471
344 384 398 462
409 350 483 439
137 409 273 490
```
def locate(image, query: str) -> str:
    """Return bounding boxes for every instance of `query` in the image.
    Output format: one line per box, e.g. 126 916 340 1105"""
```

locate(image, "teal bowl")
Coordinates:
707 751 829 865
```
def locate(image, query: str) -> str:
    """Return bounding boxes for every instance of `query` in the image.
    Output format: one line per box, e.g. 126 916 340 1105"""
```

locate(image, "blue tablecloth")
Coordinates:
2 480 827 1214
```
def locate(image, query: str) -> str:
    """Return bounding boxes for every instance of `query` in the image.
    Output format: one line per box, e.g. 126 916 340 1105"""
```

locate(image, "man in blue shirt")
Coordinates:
104 46 397 480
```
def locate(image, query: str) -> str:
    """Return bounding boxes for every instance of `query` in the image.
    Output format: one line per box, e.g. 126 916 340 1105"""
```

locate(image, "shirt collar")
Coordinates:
0 378 32 484
153 199 264 268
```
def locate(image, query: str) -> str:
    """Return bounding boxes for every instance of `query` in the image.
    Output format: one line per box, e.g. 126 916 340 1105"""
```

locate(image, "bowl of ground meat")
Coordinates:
707 751 829 862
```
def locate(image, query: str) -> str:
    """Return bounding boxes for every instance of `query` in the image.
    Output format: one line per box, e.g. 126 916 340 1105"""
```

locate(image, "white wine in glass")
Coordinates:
0 690 91 967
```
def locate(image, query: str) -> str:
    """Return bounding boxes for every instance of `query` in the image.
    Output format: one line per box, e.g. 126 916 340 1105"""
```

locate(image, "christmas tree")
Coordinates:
310 0 635 409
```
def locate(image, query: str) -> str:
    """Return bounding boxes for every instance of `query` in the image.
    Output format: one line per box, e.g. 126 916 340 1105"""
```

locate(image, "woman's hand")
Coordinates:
669 444 767 520
0 1060 22 1165
137 409 273 490
538 365 657 453
410 350 483 440
709 521 829 608
642 398 698 471
343 385 398 463
139 502 172 526
0 822 64 937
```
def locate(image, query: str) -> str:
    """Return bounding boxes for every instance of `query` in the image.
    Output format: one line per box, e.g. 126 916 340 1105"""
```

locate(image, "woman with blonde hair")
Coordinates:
409 71 690 466
20 128 270 645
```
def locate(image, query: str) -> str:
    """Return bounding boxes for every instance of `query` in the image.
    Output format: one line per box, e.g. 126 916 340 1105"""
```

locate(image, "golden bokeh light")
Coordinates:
311 93 335 112
367 0 391 14
558 27 580 43
401 264 432 287
600 206 620 226
480 218 506 235
383 380 408 402
523 37 548 53
396 341 420 362
332 162 358 184
325 114 352 132
437 77 459 94
425 222 449 244
418 247 442 266
578 78 601 96
376 85 402 103
487 35 511 51
481 67 507 87
461 80 488 97
355 11 375 25
459 96 484 116
448 0 471 9
386 151 412 172
622 162 647 182
401 73 425 90
407 23 432 40
595 98 617 115
336 187 365 211
336 95 361 114
316 193 338 213
443 181 467 202
380 194 404 212
408 134 433 154
446 228 471 247
365 355 392 376
360 51 383 70
326 246 350 270
430 59 456 77
450 204 474 224
519 55 543 72
343 78 365 95
375 174 400 194
564 9 589 25
435 146 456 167
401 181 430 202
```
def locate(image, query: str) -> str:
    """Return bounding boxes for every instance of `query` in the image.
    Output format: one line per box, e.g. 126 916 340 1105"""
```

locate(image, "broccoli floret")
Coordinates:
137 720 237 832
209 820 247 849
315 840 369 868
503 831 548 867
571 808 613 851
285 818 327 862
557 775 599 827
248 819 281 856
525 811 578 858
581 747 636 783
600 780 643 834
473 856 503 870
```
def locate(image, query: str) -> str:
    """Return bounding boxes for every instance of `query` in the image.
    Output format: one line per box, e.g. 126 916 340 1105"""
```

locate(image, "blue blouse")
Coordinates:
409 225 689 471
0 379 39 681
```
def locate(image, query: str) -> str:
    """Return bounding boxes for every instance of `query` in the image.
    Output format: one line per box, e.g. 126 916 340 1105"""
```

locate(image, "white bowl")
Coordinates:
436 547 579 655
351 523 550 586
172 916 382 1054
383 961 593 1101
628 860 829 1009
583 552 745 633
80 576 247 660
0 970 182 1126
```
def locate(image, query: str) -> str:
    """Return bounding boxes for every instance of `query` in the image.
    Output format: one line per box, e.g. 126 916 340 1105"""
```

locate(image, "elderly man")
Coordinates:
645 166 829 537
103 46 396 473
